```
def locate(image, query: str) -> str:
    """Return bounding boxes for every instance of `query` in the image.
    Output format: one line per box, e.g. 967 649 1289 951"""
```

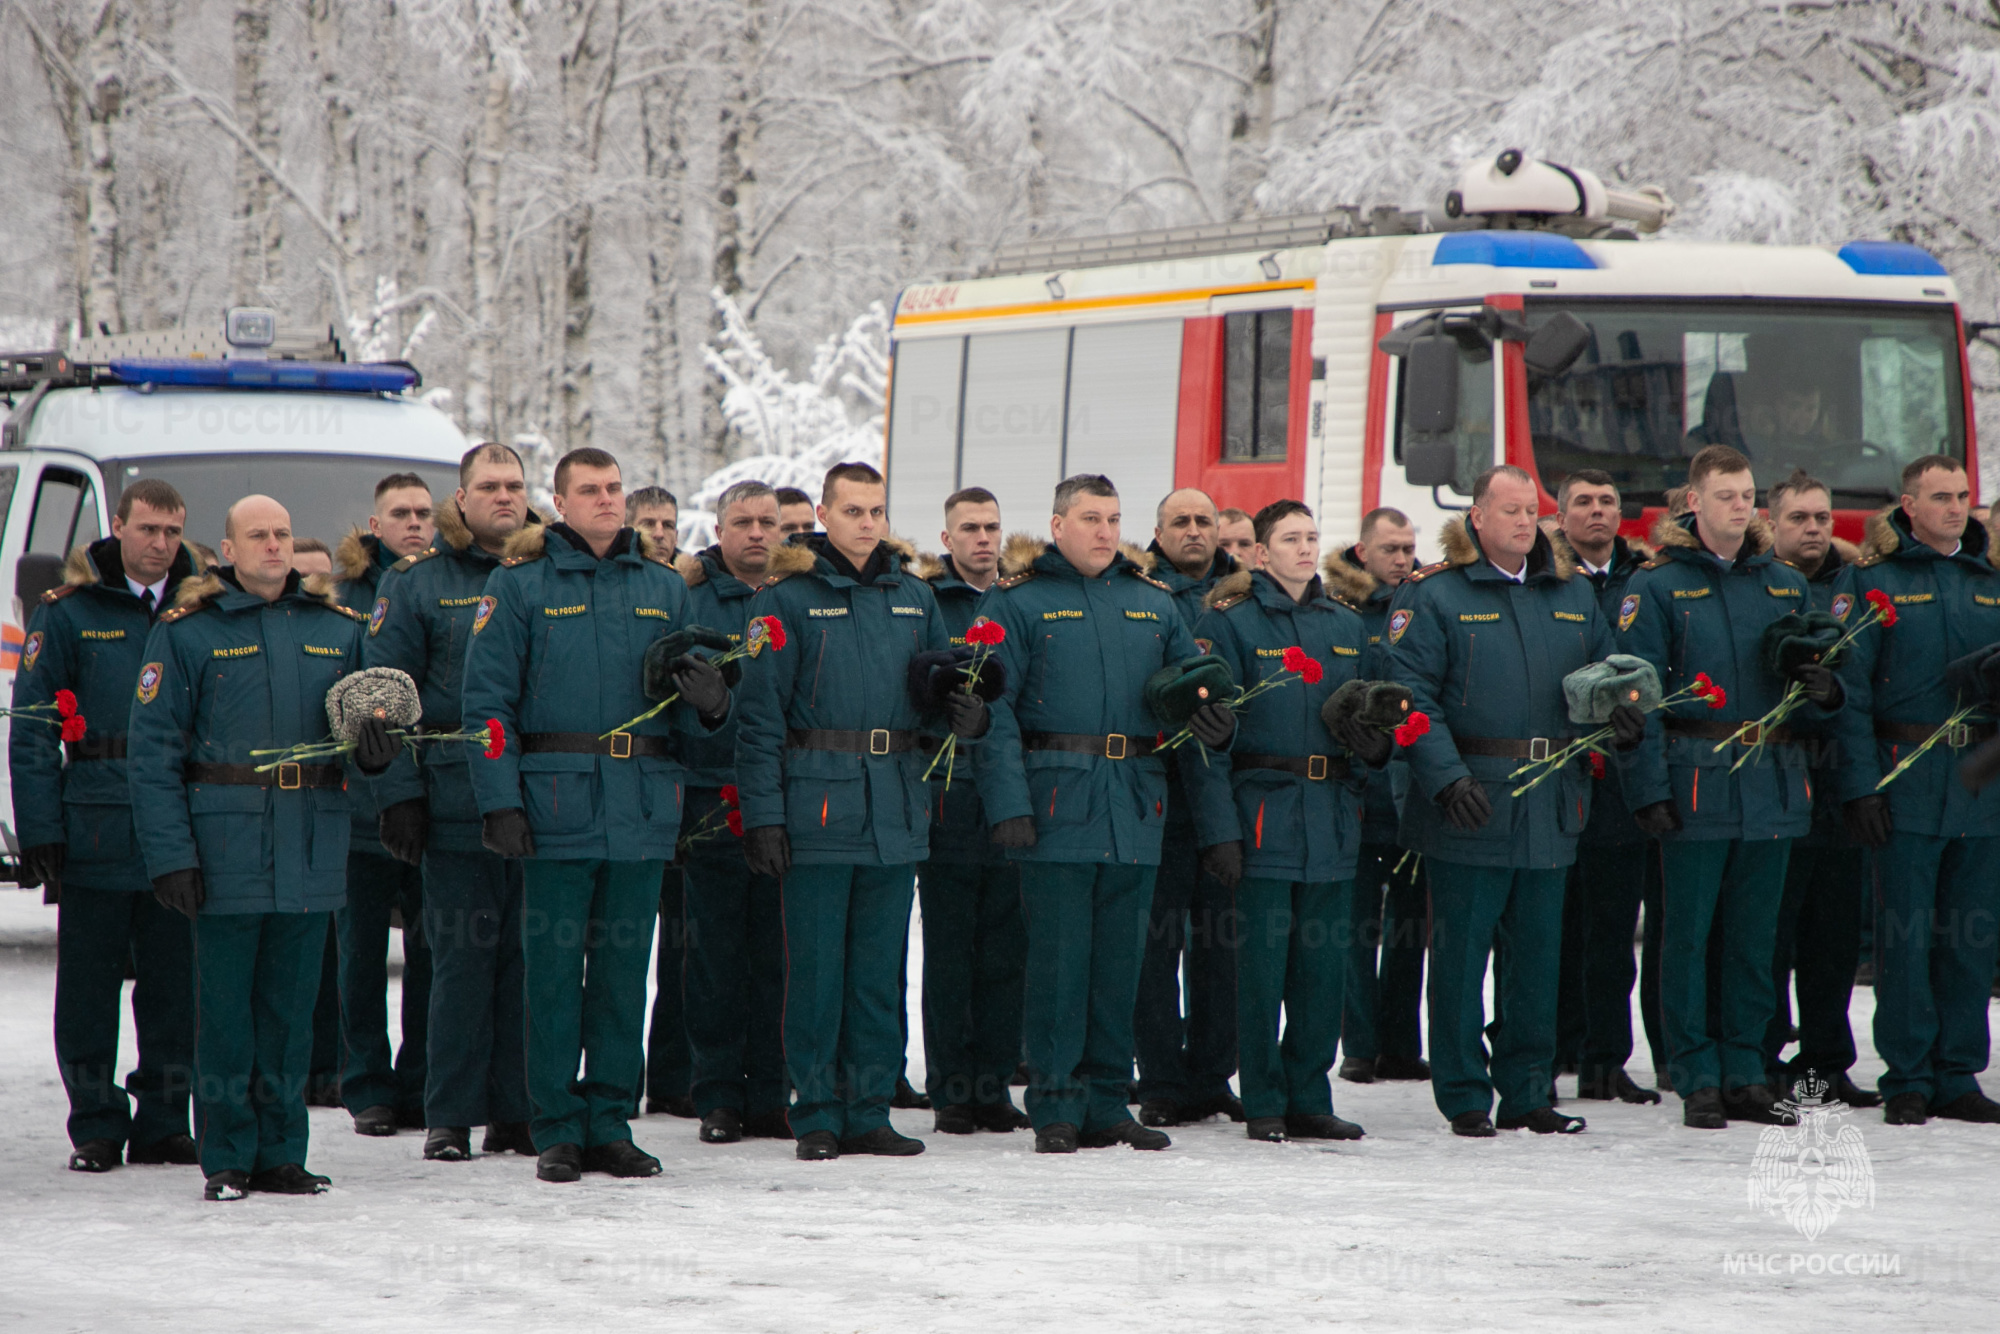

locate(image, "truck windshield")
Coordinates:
102 453 461 549
1524 300 1965 508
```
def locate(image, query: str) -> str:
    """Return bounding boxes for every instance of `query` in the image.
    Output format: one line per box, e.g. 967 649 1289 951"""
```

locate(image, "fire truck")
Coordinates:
881 151 1975 553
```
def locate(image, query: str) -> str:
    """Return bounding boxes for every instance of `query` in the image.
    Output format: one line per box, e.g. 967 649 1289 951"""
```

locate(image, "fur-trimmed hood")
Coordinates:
1439 517 1577 581
432 500 544 555
335 527 383 582
1861 503 2000 565
168 567 344 614
1321 544 1380 605
1202 569 1256 610
62 537 204 603
914 552 947 582
998 532 1047 579
674 551 710 587
500 523 667 565
1649 510 1774 559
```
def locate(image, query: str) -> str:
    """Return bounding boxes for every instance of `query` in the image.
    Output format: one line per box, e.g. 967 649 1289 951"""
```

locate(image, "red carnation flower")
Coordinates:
1281 646 1309 674
483 719 507 760
725 810 745 837
968 618 1006 646
1299 658 1324 685
763 616 788 650
60 715 87 744
1393 711 1432 747
1590 752 1607 780
1706 686 1727 709
1694 672 1714 691
720 784 740 808
55 690 78 719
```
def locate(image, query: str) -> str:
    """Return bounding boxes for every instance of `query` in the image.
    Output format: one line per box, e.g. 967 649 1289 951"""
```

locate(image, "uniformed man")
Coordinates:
462 446 731 1183
916 486 1030 1134
776 486 817 539
1386 465 1631 1137
672 479 790 1144
1549 470 1666 1105
1188 500 1377 1142
1133 486 1242 1127
1831 455 2000 1126
291 537 346 1108
365 442 538 1161
1763 469 1877 1109
1323 507 1428 1085
12 480 201 1173
736 462 975 1160
1622 445 1837 1129
1216 507 1259 569
331 472 437 1136
975 474 1237 1153
128 494 399 1200
625 483 694 1119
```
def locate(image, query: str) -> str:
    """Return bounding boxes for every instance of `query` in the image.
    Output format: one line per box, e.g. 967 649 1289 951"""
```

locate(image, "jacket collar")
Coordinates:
802 532 907 587
926 553 992 597
1650 511 1774 571
1862 504 1999 570
75 536 197 601
1250 568 1335 612
211 566 325 612
544 522 644 569
1144 540 1233 592
1032 542 1141 582
692 544 758 597
1440 517 1575 585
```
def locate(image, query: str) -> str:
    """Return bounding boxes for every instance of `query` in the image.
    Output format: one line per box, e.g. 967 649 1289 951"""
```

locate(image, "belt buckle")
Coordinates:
1948 723 1971 749
1529 737 1551 763
1742 722 1762 746
1104 733 1128 761
278 762 302 791
608 731 633 759
870 728 891 756
1307 754 1328 781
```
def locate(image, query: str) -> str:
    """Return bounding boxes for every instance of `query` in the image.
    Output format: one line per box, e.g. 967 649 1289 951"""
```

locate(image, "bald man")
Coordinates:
129 495 399 1200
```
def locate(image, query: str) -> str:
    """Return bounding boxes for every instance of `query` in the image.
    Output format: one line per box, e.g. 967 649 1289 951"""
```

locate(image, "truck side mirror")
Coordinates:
1403 439 1459 488
1524 312 1591 381
1404 335 1460 433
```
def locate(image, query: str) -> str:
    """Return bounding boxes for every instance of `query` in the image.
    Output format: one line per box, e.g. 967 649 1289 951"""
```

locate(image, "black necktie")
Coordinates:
141 587 156 619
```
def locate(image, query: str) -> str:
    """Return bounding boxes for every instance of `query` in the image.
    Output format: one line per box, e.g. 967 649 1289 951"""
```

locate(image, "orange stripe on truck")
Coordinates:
895 279 1313 327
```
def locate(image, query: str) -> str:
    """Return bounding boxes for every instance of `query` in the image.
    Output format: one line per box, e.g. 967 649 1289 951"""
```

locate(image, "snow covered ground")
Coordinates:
1 887 1994 1333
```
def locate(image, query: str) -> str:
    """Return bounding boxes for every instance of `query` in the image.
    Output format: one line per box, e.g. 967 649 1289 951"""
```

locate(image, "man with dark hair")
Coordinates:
365 441 539 1161
917 486 1030 1135
1134 486 1244 1127
735 462 969 1161
12 478 201 1174
1831 455 2000 1125
626 486 679 563
1549 469 1666 1104
1324 506 1427 1087
1385 464 1628 1137
462 447 730 1182
776 487 817 538
671 479 789 1144
1622 445 1833 1129
975 475 1236 1154
330 473 439 1137
1763 472 1876 1110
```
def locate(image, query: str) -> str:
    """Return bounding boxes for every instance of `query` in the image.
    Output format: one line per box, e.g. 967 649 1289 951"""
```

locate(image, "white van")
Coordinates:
0 312 468 872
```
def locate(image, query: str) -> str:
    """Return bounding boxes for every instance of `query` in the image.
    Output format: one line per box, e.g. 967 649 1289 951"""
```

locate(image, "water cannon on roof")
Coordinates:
1445 150 1674 238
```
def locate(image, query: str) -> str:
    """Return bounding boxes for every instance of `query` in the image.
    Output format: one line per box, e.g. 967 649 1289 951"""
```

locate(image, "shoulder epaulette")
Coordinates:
391 549 439 573
501 555 531 567
158 604 200 624
1210 591 1250 612
1641 553 1672 570
1127 566 1172 593
1855 554 1886 568
330 604 367 623
1332 596 1362 613
995 570 1036 590
1406 561 1451 584
40 584 80 605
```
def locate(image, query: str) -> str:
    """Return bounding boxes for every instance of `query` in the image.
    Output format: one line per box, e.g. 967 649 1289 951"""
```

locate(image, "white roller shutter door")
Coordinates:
958 328 1069 530
1063 320 1184 514
885 336 964 540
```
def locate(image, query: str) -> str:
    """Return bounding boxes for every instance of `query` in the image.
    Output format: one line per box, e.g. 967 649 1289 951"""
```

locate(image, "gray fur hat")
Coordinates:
1563 655 1662 726
326 667 423 741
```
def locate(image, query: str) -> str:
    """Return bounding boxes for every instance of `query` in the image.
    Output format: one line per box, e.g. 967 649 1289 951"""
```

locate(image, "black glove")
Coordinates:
20 843 64 901
481 807 536 859
1435 776 1492 832
945 692 989 740
1631 799 1683 837
1843 793 1892 848
744 824 792 878
671 655 731 723
1336 713 1393 769
152 867 205 919
1188 701 1236 750
352 716 399 776
1791 663 1843 709
1199 840 1244 890
1608 703 1647 752
989 815 1038 849
378 799 429 867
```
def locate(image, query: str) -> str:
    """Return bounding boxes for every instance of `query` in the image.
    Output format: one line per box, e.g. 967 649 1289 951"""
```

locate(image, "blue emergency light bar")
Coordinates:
1431 231 1597 270
1835 241 1949 278
105 359 418 393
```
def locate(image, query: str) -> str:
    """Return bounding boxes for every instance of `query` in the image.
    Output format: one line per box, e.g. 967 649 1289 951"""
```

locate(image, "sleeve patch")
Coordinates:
473 596 497 634
1387 608 1414 644
369 597 389 636
1618 594 1640 632
1830 593 1853 621
136 662 163 703
21 632 41 672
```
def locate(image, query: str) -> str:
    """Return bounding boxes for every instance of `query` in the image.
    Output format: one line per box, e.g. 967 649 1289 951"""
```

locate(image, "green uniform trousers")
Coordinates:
1426 860 1565 1122
1236 877 1351 1120
421 847 529 1129
192 911 329 1177
918 859 1026 1110
519 859 662 1151
1873 833 2000 1106
682 810 786 1119
779 862 917 1139
1341 842 1427 1064
1659 838 1791 1096
336 849 430 1118
1017 862 1156 1133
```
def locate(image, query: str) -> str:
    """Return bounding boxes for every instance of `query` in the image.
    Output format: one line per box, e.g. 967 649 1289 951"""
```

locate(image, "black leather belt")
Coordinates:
1875 720 1997 748
1232 752 1349 781
787 728 925 755
187 761 344 789
1665 718 1800 745
1024 731 1161 760
1454 735 1569 760
521 731 673 758
65 732 128 762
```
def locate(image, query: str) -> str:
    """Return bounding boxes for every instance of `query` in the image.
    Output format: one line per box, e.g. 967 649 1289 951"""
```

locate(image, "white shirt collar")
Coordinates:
1579 555 1612 577
127 574 168 603
1488 559 1527 584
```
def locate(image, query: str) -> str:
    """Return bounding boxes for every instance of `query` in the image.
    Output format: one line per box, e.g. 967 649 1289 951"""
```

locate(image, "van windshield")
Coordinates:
1524 300 1965 508
102 453 460 550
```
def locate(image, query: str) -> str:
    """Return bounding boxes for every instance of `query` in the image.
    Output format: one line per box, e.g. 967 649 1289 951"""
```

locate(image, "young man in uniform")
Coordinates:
13 479 201 1173
462 447 731 1183
1134 486 1243 1127
128 495 399 1199
1386 466 1633 1137
1323 507 1427 1085
333 473 438 1136
917 487 1031 1134
1621 445 1837 1128
776 487 817 540
975 474 1237 1154
365 442 539 1160
626 487 680 564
